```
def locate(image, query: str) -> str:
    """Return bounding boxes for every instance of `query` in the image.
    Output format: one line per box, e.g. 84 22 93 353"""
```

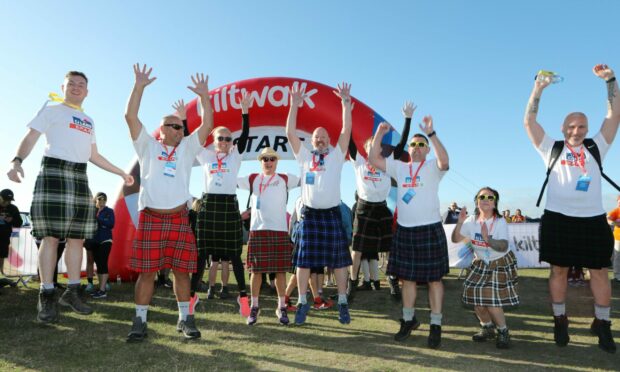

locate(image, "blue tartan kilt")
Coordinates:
387 222 449 282
293 205 352 269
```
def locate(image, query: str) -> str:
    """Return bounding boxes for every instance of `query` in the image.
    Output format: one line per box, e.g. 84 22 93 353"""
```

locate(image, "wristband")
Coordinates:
428 131 436 138
11 156 23 164
607 77 616 83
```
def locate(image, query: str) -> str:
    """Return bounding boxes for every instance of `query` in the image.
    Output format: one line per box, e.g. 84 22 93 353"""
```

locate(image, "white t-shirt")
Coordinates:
27 102 96 163
459 215 510 263
196 147 242 195
295 145 345 209
238 173 300 231
536 132 609 217
133 127 203 211
352 156 391 202
385 157 446 227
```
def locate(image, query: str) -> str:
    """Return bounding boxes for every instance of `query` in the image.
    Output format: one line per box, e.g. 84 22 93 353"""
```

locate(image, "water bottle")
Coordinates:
536 70 564 84
116 275 121 285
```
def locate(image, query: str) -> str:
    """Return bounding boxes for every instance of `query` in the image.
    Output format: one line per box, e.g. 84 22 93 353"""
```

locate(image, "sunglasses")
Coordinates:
409 142 427 148
477 195 497 201
163 123 183 130
261 157 277 162
217 136 233 142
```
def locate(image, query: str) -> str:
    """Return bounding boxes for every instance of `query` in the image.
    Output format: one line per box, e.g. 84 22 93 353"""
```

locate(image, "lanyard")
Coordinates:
564 142 587 175
259 174 277 196
216 151 229 172
311 152 328 171
408 160 425 187
478 216 496 236
49 92 83 112
159 142 178 161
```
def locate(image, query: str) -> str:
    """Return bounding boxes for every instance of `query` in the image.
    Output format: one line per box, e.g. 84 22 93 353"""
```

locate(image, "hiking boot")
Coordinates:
347 279 358 302
590 318 616 354
127 316 148 342
276 307 289 325
553 314 570 347
338 303 351 324
372 280 381 291
295 302 311 325
313 297 334 310
59 284 93 315
247 306 260 325
428 324 442 349
394 317 420 341
389 276 401 301
177 315 201 339
359 280 372 291
207 286 215 299
37 289 58 323
472 324 496 342
219 286 230 299
496 328 511 349
91 290 107 299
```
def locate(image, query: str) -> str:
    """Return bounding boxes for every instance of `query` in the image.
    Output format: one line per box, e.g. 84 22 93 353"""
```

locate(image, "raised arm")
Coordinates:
334 82 353 153
451 206 468 243
593 64 620 144
187 73 213 146
393 101 416 159
368 122 390 172
125 64 157 141
236 91 252 154
89 143 134 186
420 115 449 171
286 86 305 154
348 133 357 160
523 73 552 147
7 129 41 183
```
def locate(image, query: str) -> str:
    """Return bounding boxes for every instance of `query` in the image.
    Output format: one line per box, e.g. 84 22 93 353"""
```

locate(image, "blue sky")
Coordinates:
2 1 619 217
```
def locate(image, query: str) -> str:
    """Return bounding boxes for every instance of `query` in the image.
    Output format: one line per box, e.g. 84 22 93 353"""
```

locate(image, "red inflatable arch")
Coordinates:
108 77 401 281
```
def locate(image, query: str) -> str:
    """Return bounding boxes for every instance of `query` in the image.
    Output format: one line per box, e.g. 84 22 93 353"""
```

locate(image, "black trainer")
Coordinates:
428 324 442 349
127 316 148 342
219 286 230 299
388 276 401 301
496 327 511 349
177 315 201 339
553 314 570 347
37 289 58 323
472 324 496 342
590 318 616 354
58 284 93 315
347 279 358 302
359 280 372 291
206 286 215 299
371 280 381 291
394 317 420 341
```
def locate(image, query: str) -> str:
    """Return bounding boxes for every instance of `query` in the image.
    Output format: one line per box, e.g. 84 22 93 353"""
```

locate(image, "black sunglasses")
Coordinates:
164 123 183 130
261 157 277 162
477 195 497 201
217 136 233 142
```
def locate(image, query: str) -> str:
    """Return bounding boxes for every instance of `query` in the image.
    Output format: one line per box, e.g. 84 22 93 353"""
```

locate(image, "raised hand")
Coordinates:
289 86 306 108
333 82 353 109
593 64 615 81
458 206 467 223
376 121 391 135
419 115 434 135
402 101 417 118
133 63 157 88
172 99 186 120
239 91 253 114
534 71 552 90
188 73 209 97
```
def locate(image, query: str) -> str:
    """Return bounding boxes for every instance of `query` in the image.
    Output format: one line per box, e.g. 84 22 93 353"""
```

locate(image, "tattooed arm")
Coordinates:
593 64 620 144
523 73 551 147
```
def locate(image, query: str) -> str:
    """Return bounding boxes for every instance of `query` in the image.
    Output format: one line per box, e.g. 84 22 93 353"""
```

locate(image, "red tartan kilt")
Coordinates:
246 230 293 273
130 208 197 273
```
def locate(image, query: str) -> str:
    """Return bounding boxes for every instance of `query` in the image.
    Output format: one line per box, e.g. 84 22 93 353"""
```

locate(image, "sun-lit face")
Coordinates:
213 128 233 153
312 127 330 152
62 75 88 106
260 156 278 175
408 136 430 162
96 197 107 209
476 190 497 215
562 113 588 147
160 117 184 146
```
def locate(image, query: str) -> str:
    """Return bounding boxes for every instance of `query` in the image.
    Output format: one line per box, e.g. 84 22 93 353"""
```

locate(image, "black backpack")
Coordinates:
536 139 620 207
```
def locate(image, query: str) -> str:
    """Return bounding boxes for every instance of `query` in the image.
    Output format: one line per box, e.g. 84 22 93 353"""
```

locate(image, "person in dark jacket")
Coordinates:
0 189 23 287
89 192 115 299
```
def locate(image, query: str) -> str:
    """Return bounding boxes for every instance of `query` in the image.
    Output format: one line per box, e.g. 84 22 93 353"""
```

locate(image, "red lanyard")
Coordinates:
478 216 496 235
259 174 276 196
311 152 328 171
408 160 425 187
159 142 178 161
216 152 229 172
565 142 587 175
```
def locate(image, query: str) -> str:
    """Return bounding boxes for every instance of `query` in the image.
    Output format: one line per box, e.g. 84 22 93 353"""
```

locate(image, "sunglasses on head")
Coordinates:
217 136 233 142
477 195 497 201
261 157 277 162
163 123 183 130
409 142 427 148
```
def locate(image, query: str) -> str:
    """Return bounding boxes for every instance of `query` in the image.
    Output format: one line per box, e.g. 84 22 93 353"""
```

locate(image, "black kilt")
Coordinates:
195 193 242 257
539 210 613 269
352 199 393 254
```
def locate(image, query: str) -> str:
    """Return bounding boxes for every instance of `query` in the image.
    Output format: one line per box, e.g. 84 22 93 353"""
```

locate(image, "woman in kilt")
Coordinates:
451 187 518 349
196 91 253 317
237 147 300 325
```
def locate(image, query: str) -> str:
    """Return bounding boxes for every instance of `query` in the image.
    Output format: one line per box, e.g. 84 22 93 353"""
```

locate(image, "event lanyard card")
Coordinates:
305 172 316 185
402 188 415 204
575 175 591 192
164 161 177 177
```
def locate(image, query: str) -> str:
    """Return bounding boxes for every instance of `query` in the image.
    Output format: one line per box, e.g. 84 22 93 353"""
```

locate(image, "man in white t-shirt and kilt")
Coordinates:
524 64 619 353
369 116 450 349
124 64 213 342
286 82 353 325
237 147 300 325
8 71 134 324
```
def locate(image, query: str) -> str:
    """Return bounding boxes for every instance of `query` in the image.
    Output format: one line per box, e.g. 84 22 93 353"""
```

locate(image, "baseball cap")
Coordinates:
0 189 14 201
95 192 107 200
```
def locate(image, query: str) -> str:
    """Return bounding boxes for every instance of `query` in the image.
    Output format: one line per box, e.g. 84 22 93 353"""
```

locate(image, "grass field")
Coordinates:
0 268 618 371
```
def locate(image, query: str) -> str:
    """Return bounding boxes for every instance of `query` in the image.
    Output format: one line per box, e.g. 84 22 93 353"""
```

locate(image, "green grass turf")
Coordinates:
0 268 618 371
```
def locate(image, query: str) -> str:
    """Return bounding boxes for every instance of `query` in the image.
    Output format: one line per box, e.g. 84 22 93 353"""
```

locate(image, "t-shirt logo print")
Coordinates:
69 116 92 134
403 176 421 188
210 162 229 174
560 151 583 167
472 233 489 247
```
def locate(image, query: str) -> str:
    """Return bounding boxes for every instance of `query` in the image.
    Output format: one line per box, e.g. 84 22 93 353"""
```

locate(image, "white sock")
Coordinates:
68 279 81 286
361 260 370 282
369 259 379 281
430 312 442 326
178 301 190 321
402 307 415 321
338 294 348 305
299 293 308 305
552 302 566 317
136 305 149 323
594 304 611 321
251 296 259 308
41 283 55 291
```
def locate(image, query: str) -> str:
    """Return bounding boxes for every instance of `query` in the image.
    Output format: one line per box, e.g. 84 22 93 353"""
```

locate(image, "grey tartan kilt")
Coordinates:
195 193 242 256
